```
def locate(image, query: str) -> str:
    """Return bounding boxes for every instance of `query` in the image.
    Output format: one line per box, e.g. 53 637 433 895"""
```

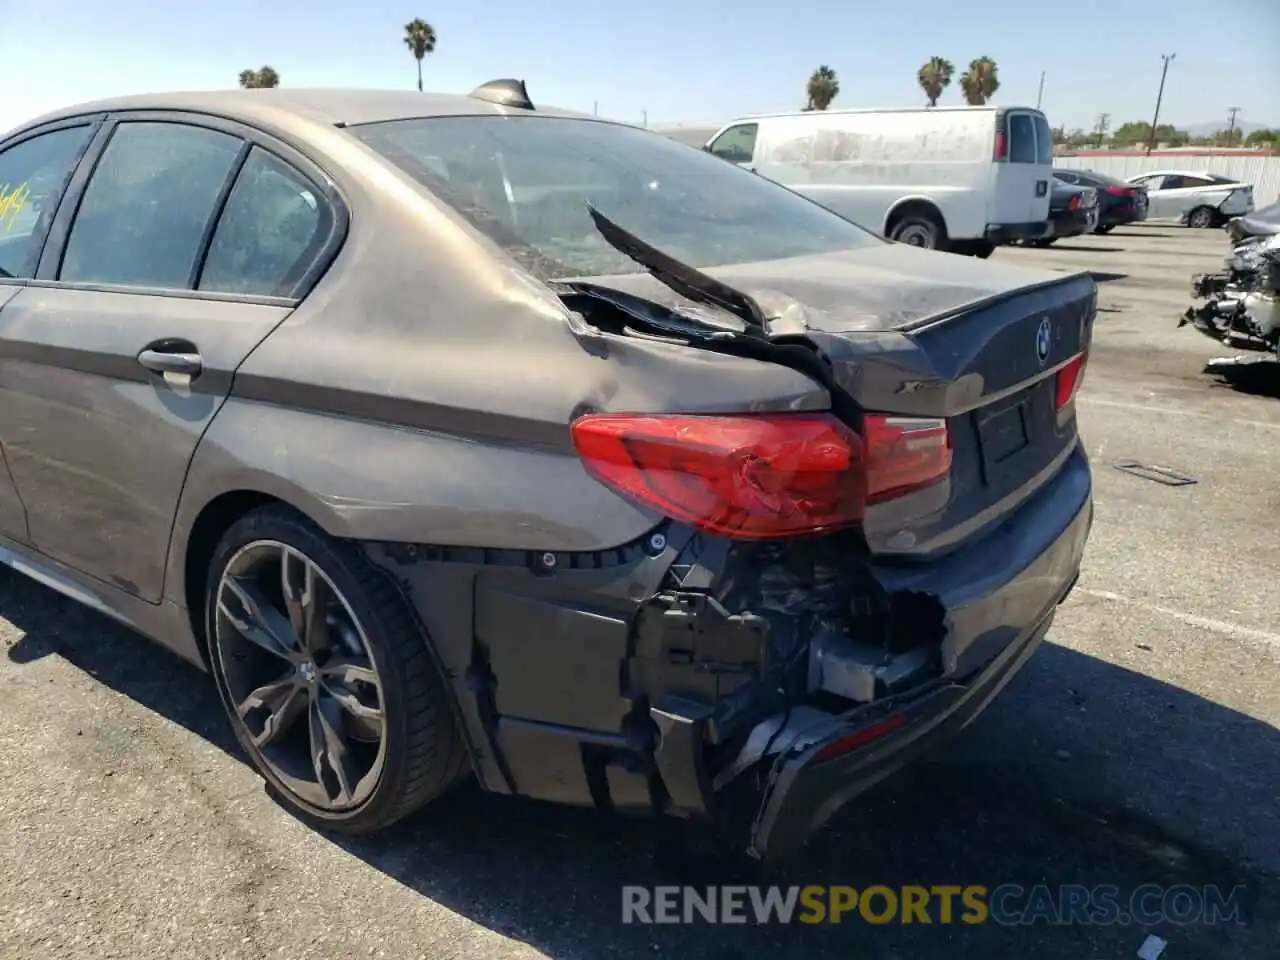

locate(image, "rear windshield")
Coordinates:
349 115 881 280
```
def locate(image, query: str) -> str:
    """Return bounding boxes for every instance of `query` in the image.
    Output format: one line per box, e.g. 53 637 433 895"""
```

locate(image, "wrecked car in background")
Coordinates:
1181 231 1280 360
1127 170 1255 228
1226 199 1280 244
0 81 1095 860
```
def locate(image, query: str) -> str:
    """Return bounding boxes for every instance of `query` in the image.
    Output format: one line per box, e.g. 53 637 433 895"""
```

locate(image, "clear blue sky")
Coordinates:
2 0 1277 135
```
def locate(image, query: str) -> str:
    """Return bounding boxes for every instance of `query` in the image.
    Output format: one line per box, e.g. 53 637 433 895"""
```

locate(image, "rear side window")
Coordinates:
1159 175 1187 190
1007 114 1037 164
707 123 759 164
198 147 326 297
60 122 242 288
0 126 94 280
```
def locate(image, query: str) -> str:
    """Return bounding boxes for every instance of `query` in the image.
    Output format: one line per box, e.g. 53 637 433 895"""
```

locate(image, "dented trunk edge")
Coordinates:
359 438 1092 859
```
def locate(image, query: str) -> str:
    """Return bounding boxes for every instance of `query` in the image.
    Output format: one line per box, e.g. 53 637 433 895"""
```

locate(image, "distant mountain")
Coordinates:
1179 119 1274 136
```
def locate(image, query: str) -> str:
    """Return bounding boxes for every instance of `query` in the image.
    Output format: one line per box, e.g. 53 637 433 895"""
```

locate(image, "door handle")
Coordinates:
137 340 203 385
138 349 202 375
1036 181 1049 197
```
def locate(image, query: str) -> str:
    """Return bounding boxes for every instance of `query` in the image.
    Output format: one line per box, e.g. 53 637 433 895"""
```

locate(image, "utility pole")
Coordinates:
1094 112 1110 148
642 109 648 129
593 101 598 116
1036 71 1046 110
1226 107 1240 146
1146 53 1175 155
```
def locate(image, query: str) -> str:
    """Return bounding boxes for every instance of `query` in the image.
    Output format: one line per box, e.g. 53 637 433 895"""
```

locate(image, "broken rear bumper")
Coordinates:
745 448 1093 860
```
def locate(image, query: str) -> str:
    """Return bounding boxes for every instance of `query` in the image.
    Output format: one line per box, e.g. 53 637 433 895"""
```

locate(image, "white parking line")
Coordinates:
1078 588 1280 653
1079 396 1280 432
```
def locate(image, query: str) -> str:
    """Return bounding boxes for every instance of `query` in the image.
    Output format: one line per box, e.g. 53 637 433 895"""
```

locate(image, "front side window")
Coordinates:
706 123 759 164
198 147 326 296
60 122 242 288
0 126 94 279
351 116 879 280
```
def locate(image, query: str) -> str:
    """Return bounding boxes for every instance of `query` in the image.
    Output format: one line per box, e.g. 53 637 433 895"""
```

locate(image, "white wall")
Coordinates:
1055 155 1280 206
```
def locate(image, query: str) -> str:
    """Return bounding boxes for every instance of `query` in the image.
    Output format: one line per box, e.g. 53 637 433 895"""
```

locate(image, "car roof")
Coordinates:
5 87 595 139
1135 170 1220 178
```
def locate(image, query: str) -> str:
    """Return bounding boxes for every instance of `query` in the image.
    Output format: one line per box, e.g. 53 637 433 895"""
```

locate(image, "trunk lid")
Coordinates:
574 243 1097 559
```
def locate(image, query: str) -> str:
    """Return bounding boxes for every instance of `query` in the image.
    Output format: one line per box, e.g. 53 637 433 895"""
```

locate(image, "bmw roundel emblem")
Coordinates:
1035 317 1052 364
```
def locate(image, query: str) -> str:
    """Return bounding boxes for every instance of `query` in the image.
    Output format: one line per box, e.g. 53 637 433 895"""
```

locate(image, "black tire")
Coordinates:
1187 206 1219 229
1030 237 1058 248
205 504 467 833
888 211 945 249
1095 224 1114 234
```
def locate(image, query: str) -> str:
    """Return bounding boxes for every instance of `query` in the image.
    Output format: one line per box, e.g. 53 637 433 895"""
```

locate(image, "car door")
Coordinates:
1133 175 1180 219
0 113 338 601
0 119 101 545
992 110 1050 226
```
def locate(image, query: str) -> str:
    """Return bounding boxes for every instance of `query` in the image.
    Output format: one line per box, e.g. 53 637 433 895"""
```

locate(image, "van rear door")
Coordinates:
990 109 1053 227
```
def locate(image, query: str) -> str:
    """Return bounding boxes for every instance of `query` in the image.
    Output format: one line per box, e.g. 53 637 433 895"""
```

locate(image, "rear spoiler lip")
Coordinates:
892 270 1097 334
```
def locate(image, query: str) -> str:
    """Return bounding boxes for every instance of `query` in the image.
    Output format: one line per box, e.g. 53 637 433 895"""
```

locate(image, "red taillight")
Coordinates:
993 129 1008 161
1104 185 1137 198
812 715 910 763
1068 194 1081 210
862 414 952 503
570 412 953 540
1055 352 1088 409
570 413 867 540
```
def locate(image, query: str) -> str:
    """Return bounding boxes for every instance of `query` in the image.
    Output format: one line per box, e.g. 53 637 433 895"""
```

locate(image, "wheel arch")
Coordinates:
882 196 949 240
174 483 338 661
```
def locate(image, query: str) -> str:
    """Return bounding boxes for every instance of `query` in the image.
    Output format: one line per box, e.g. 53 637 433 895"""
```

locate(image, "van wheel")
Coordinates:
1095 224 1114 234
889 212 945 249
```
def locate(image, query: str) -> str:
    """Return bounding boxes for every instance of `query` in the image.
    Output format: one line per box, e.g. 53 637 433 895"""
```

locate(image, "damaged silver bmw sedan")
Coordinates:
0 80 1094 859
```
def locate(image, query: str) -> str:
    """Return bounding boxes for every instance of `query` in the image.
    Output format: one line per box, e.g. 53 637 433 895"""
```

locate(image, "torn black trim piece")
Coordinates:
584 204 771 331
1113 460 1198 487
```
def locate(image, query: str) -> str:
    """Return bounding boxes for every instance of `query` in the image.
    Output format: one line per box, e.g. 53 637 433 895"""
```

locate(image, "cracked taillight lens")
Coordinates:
571 411 953 540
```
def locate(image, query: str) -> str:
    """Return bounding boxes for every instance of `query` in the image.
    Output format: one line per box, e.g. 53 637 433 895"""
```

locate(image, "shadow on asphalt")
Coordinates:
1204 358 1280 400
3 570 1276 960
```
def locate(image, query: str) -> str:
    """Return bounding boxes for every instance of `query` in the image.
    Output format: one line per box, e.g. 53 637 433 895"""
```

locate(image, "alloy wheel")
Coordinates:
213 540 387 811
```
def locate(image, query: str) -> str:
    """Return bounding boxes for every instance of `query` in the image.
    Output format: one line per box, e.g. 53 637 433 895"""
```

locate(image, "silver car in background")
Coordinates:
1126 170 1255 228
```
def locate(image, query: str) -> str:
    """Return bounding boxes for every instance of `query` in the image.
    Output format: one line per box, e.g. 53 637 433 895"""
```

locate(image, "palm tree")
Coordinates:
917 57 954 108
403 18 438 92
805 66 839 111
237 66 280 89
959 57 1000 105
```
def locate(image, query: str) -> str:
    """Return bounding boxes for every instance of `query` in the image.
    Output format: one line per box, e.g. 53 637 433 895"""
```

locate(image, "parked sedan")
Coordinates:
1052 168 1148 233
1126 170 1255 228
0 83 1094 860
1022 180 1099 247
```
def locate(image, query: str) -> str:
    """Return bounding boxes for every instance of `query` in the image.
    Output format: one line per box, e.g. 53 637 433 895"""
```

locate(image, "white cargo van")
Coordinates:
701 106 1054 257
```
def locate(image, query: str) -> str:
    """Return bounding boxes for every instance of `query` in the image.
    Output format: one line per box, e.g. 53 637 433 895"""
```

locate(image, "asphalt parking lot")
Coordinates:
1 223 1277 960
